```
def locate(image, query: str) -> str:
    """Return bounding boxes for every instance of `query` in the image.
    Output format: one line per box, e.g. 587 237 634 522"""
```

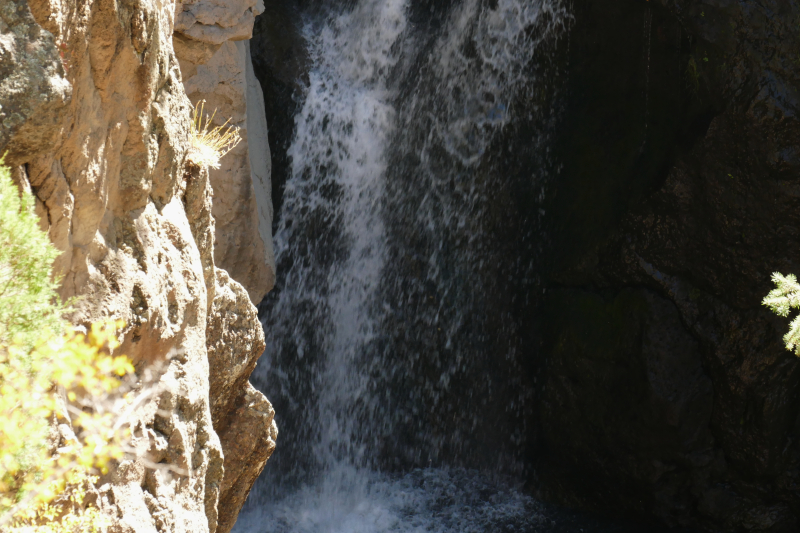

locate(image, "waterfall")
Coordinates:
239 0 567 530
252 0 408 485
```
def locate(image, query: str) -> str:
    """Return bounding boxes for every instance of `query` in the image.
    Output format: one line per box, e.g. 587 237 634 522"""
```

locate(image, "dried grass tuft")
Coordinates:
187 100 242 169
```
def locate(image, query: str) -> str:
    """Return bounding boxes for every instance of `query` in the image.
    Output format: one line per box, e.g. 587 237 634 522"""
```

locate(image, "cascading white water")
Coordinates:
249 0 409 485
238 0 568 530
282 0 404 472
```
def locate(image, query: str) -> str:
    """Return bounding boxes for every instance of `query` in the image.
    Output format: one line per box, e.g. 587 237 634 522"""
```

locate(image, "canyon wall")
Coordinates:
0 0 276 531
535 0 800 531
174 0 275 304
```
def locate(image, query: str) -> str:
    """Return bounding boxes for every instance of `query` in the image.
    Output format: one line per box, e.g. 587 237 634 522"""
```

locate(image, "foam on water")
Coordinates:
236 467 548 533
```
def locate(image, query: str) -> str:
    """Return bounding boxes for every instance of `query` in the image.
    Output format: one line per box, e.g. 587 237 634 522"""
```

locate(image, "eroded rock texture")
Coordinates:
0 0 70 165
207 269 277 533
183 165 277 533
536 0 800 530
0 0 276 531
174 0 275 305
172 4 278 529
175 0 264 45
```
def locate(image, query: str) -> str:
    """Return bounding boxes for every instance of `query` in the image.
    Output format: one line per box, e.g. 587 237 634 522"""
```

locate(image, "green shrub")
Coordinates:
0 162 63 353
0 160 134 532
763 272 800 356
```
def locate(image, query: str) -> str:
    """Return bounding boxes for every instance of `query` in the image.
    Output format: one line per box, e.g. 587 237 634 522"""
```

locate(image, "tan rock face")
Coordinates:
243 39 275 298
175 34 275 304
1 0 276 531
175 0 264 45
173 1 279 528
0 0 70 165
206 269 277 533
3 0 226 529
182 166 276 533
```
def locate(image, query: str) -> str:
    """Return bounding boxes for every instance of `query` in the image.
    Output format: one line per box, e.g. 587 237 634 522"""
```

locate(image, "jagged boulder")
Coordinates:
206 269 277 533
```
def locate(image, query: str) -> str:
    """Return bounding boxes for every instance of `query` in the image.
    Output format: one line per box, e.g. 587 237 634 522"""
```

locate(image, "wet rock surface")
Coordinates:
536 0 800 530
249 0 308 230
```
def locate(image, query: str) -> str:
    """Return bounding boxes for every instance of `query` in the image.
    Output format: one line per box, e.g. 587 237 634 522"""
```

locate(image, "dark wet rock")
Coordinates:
536 0 800 530
250 1 309 227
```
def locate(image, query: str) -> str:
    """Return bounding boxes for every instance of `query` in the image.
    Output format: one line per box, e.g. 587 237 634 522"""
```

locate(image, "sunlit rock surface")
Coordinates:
1 0 276 531
174 14 275 304
175 0 264 45
174 0 277 530
0 0 70 166
2 0 222 530
206 268 277 533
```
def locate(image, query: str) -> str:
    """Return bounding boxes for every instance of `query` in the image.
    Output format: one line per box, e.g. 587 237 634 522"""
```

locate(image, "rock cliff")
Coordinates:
0 0 276 531
535 0 800 530
174 0 275 304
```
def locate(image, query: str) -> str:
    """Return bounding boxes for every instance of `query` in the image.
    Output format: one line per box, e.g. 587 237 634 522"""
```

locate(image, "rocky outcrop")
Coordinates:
536 0 800 530
174 0 275 305
0 0 70 166
172 3 278 529
1 0 224 529
175 0 264 45
0 0 276 531
206 269 277 533
183 164 277 533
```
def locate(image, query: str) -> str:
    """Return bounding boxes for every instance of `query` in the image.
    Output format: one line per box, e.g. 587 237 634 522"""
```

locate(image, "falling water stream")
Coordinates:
231 0 636 531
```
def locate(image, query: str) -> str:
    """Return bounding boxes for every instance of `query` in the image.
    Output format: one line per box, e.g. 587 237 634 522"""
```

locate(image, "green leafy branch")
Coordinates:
763 272 800 355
